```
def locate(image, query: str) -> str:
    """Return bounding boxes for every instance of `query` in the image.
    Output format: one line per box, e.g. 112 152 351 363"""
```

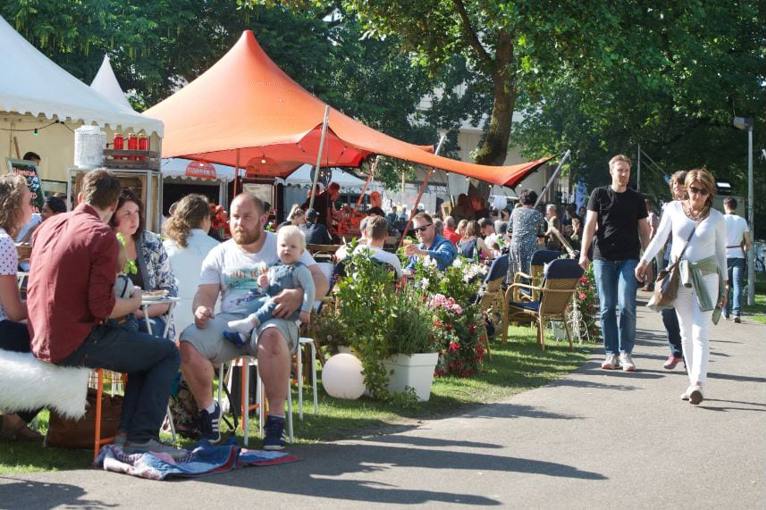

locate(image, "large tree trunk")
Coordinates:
469 32 516 198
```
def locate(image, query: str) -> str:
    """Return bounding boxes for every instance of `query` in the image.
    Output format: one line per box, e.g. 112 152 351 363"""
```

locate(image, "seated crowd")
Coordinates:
0 169 579 452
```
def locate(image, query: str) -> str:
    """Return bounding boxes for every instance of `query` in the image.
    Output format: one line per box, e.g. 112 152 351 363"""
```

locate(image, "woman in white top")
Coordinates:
163 194 220 338
636 169 727 405
0 174 42 440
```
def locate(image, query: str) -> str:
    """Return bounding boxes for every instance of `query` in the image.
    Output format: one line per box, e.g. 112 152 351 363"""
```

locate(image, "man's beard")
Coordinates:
233 225 261 245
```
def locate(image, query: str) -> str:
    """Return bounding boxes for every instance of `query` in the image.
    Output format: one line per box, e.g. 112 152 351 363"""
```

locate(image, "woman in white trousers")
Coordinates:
636 169 727 405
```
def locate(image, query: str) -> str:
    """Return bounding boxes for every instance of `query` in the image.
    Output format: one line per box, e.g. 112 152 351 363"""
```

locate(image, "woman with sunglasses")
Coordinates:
636 169 727 405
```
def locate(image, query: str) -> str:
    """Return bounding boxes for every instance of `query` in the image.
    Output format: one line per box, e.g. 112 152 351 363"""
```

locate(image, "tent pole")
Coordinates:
398 135 447 246
308 105 331 212
355 156 379 210
234 148 240 198
534 150 570 208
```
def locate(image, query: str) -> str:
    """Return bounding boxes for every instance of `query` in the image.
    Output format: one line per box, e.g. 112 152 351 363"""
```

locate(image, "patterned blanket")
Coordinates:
95 440 298 480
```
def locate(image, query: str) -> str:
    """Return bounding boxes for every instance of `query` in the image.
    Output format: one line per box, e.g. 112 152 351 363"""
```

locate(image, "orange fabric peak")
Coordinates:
146 30 550 186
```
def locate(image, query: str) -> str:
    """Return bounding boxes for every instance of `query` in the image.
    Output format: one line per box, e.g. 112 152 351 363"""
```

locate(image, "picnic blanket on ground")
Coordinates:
95 439 299 480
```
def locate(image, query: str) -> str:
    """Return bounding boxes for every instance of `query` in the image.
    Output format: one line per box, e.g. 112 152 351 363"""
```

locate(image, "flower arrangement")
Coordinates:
412 256 487 377
428 293 486 377
573 265 600 341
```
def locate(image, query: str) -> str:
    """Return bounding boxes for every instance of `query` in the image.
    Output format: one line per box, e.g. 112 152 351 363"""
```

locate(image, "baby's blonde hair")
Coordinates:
277 225 306 251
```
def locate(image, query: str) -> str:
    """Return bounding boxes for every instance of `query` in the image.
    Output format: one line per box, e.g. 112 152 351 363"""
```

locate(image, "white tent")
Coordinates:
90 55 136 113
283 165 366 190
0 16 162 135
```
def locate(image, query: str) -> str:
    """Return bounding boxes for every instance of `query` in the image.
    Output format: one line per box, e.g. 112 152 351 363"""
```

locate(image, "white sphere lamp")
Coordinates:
322 353 366 400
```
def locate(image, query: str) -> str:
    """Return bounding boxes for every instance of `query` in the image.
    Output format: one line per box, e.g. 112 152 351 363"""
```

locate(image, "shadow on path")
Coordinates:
0 477 117 510
198 438 607 505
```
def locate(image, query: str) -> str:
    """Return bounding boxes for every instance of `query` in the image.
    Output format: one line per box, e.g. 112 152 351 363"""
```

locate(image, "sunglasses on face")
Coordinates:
688 186 709 196
414 224 432 233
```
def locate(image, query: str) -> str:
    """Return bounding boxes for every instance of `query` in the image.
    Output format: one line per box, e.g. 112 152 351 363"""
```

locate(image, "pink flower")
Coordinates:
578 292 587 300
449 341 460 352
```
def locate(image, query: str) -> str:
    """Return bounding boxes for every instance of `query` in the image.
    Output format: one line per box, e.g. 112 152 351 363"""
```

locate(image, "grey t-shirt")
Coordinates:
199 232 316 314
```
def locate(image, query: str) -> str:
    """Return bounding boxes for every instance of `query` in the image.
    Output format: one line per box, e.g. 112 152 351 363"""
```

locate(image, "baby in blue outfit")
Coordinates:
224 226 315 345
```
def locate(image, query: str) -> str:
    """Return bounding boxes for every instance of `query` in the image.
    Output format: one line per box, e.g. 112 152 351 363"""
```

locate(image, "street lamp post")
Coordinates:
733 116 755 306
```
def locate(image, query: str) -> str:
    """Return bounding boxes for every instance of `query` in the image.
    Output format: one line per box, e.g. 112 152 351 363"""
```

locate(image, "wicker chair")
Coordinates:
504 258 584 351
511 249 561 303
476 254 509 346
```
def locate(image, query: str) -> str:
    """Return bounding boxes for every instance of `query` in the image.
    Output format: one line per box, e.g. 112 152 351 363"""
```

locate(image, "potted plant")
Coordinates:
381 286 439 401
334 252 439 401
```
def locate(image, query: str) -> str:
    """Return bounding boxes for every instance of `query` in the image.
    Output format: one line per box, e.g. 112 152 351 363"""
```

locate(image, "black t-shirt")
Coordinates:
301 192 332 226
587 186 647 261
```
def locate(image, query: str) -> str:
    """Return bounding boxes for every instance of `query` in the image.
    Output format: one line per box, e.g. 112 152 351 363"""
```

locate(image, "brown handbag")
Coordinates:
647 224 697 311
45 389 123 449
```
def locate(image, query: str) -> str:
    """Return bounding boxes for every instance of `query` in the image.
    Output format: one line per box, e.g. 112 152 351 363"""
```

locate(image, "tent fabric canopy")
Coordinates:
146 30 548 187
0 17 163 136
90 55 135 112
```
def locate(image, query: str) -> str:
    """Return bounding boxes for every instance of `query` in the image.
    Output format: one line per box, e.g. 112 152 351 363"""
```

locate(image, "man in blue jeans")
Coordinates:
27 170 183 458
723 197 751 322
579 155 651 371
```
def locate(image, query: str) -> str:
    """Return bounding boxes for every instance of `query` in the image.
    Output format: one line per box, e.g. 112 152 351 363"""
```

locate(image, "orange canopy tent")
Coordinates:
146 30 550 187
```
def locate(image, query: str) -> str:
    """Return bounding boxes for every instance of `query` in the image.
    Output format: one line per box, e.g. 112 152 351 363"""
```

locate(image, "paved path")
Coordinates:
2 291 764 509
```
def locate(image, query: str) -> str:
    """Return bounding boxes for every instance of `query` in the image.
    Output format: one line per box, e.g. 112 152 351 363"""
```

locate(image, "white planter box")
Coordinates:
382 352 439 402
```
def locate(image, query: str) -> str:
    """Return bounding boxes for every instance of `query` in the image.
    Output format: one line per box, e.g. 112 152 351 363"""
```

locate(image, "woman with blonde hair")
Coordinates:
636 169 727 405
0 175 42 440
658 170 688 370
278 204 307 230
163 194 219 336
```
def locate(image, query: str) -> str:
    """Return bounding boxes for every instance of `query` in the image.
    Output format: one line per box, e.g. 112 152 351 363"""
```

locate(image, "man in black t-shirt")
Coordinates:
579 154 651 372
302 182 340 229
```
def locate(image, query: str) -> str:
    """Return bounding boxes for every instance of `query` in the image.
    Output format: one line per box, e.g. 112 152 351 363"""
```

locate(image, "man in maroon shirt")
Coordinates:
27 170 183 458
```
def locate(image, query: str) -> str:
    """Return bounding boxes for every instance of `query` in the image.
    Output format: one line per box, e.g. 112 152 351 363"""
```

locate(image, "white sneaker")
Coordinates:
601 353 619 370
619 352 636 372
688 385 704 405
680 387 691 401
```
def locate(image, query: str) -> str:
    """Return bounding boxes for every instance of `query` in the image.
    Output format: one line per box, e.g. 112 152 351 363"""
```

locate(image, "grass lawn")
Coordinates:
0 326 592 474
742 273 766 324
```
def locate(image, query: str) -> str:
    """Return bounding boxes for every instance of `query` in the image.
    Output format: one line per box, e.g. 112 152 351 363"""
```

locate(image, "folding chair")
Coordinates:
504 258 584 351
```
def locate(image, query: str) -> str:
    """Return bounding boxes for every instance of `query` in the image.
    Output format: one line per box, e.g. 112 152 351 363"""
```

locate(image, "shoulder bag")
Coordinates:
647 221 697 312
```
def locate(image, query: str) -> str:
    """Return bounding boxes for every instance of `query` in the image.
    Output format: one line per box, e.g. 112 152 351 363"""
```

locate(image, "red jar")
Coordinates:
127 133 138 160
113 132 124 150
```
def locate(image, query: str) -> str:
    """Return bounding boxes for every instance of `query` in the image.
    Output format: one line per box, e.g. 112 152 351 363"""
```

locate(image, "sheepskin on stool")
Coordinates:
0 349 90 419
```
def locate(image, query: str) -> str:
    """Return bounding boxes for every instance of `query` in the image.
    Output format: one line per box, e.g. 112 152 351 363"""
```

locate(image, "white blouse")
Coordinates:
163 229 220 335
641 201 727 281
0 227 18 322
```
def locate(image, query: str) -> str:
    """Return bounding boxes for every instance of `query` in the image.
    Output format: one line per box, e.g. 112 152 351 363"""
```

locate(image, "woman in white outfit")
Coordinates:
636 169 727 405
163 194 220 337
